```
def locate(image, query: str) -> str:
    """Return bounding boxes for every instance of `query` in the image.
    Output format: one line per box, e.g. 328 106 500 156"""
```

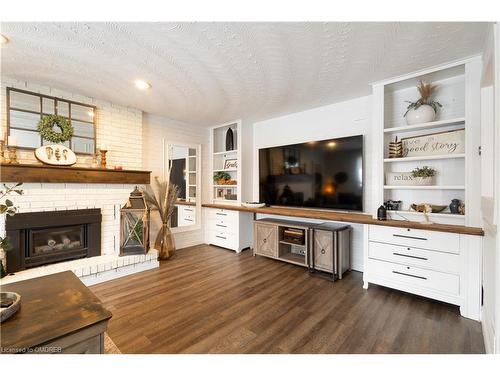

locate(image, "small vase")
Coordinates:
406 104 436 125
225 128 234 151
155 224 176 260
377 205 387 221
449 199 461 214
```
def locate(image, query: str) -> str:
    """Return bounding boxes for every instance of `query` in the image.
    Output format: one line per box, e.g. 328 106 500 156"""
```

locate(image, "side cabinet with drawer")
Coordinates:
178 205 196 227
363 224 482 321
205 208 253 252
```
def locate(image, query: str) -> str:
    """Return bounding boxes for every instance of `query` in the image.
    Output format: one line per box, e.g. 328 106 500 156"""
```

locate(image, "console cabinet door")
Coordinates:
254 222 278 257
313 229 334 272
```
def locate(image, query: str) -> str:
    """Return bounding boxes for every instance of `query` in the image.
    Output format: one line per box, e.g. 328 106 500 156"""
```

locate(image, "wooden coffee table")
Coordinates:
1 271 112 354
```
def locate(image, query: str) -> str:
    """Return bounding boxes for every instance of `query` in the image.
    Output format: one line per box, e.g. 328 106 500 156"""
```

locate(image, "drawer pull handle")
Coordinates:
216 235 227 240
185 209 194 212
263 238 267 243
393 234 427 241
216 213 227 216
392 270 427 280
393 252 428 261
185 219 193 222
216 224 227 228
321 249 326 254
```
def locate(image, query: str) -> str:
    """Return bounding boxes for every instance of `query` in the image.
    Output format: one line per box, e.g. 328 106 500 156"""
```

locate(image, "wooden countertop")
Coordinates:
176 200 196 206
0 271 112 351
202 203 484 236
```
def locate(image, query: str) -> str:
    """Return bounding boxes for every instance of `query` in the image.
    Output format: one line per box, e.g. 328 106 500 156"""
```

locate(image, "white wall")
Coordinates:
480 22 500 354
142 113 210 249
251 95 372 271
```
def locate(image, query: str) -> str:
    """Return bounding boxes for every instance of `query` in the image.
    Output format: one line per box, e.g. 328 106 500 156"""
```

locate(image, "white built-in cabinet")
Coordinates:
365 57 483 321
205 120 253 252
371 57 482 226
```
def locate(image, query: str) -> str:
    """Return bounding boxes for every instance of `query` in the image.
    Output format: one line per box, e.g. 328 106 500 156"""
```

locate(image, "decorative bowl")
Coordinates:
430 205 448 213
410 204 447 213
0 292 21 323
242 202 265 208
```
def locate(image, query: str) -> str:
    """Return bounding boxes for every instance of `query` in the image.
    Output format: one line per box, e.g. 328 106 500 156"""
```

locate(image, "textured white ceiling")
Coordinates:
0 22 490 126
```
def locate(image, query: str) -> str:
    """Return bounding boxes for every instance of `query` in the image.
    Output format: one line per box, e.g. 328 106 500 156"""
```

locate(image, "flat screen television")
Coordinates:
259 135 363 211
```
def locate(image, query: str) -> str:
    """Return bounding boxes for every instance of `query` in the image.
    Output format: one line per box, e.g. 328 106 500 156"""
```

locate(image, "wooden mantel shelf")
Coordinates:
202 203 484 236
0 163 151 184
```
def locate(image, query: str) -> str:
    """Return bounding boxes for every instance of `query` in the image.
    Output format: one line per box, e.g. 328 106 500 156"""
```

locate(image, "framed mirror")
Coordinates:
164 141 201 232
6 87 96 155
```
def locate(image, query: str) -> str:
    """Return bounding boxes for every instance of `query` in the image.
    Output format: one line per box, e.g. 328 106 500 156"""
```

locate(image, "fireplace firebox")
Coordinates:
5 209 101 273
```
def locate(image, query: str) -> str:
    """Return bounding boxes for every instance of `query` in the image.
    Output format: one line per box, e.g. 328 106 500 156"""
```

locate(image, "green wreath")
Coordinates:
37 115 73 143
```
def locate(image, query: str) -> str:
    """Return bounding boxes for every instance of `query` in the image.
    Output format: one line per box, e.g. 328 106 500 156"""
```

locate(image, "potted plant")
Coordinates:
411 166 436 186
214 171 231 185
0 183 23 278
404 81 442 125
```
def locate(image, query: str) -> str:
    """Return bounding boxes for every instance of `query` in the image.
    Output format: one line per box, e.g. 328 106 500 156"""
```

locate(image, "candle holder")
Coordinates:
100 149 108 168
0 140 5 163
8 146 19 164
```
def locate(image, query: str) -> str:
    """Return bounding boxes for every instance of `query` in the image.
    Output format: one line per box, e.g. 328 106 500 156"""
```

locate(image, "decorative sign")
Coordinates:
386 172 414 186
386 172 435 186
34 144 77 166
223 158 238 170
401 129 465 157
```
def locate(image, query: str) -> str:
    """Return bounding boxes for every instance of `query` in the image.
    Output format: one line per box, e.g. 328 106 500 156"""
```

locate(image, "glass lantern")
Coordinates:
120 186 150 256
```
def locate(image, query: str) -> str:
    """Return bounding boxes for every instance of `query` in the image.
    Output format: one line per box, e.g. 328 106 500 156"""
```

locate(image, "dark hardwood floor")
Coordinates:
91 244 485 354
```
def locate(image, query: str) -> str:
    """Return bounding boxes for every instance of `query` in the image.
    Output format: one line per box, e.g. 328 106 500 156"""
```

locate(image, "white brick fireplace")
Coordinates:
0 183 159 286
0 77 159 285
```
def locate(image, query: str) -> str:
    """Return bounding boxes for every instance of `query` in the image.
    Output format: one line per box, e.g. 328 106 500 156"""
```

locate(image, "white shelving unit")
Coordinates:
206 120 253 253
371 57 482 226
364 58 483 321
210 121 242 204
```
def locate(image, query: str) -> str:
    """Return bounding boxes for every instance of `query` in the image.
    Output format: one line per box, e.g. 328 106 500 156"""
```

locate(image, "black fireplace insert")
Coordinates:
5 209 101 273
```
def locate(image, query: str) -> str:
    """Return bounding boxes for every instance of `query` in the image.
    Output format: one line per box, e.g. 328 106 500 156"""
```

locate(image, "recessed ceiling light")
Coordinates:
327 141 337 148
0 34 9 45
134 80 152 90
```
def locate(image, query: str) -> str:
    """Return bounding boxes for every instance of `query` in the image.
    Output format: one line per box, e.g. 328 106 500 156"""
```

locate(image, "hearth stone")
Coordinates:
5 209 101 273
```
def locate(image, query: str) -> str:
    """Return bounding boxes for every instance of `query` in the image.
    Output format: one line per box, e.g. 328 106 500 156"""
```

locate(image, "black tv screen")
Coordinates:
259 135 363 211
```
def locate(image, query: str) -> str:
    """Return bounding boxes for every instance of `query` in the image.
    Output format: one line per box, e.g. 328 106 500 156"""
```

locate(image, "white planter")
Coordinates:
405 104 436 125
386 172 435 186
412 176 435 186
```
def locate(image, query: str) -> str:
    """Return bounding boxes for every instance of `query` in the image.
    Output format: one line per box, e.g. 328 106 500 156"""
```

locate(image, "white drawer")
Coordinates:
207 208 239 221
179 207 196 219
368 241 459 274
367 258 459 296
208 230 238 250
207 217 238 234
179 217 195 226
369 225 460 254
179 205 196 213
